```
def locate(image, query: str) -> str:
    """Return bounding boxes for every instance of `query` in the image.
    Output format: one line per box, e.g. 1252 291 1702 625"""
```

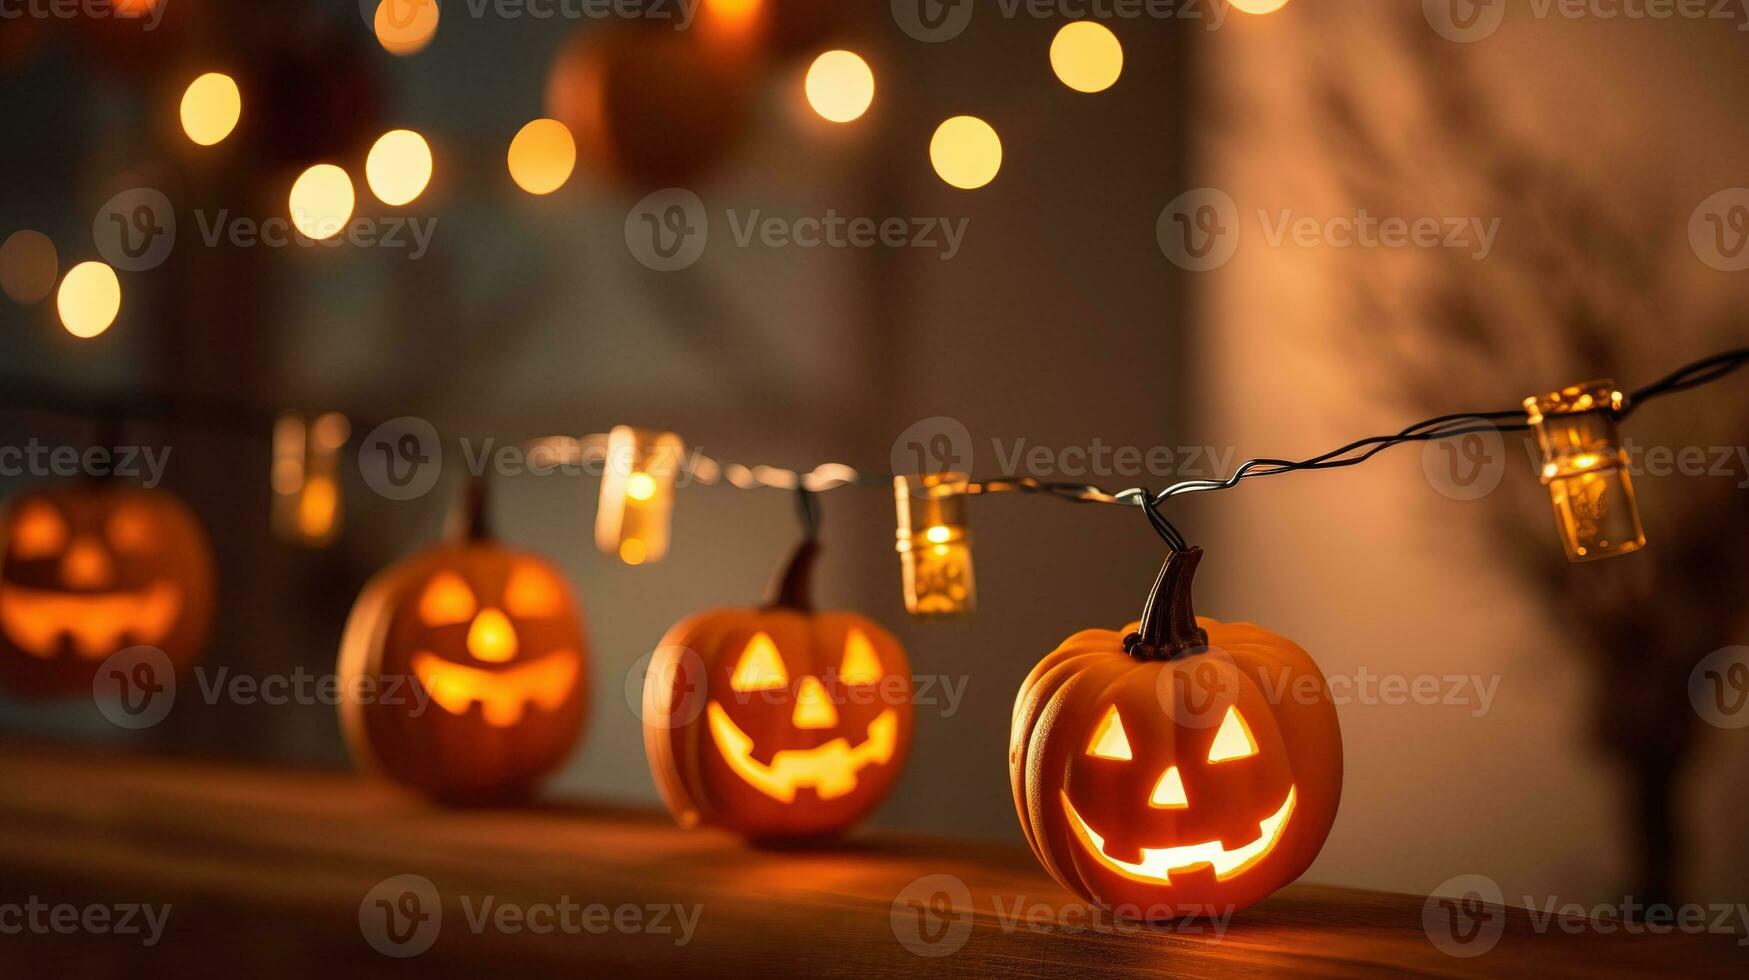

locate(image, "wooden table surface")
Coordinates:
0 743 1736 978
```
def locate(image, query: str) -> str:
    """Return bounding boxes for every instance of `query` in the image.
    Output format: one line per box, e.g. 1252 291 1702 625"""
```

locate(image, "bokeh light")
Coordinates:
288 165 356 241
56 261 121 339
179 72 241 146
1229 0 1292 13
366 130 433 206
805 50 875 123
930 116 1003 190
1049 22 1123 93
0 230 58 305
507 119 576 196
374 0 440 56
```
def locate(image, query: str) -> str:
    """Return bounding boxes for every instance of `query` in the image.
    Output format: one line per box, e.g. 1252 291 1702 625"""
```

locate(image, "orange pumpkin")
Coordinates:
339 486 589 802
644 539 913 840
1011 547 1341 918
0 483 214 698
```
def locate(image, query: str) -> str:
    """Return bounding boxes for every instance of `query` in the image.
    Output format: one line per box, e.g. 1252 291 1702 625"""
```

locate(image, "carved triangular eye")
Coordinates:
419 572 477 626
1207 706 1259 763
730 632 788 692
10 502 67 559
839 628 882 685
1086 706 1133 760
504 562 566 618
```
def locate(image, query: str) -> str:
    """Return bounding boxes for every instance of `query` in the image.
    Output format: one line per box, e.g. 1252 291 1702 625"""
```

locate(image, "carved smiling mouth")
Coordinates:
706 702 898 803
1062 786 1297 884
411 650 579 728
0 582 181 659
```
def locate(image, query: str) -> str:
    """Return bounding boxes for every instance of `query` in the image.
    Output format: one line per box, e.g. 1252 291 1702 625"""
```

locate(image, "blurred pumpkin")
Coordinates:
547 23 752 190
338 483 589 802
1011 547 1343 918
644 536 913 840
0 483 214 698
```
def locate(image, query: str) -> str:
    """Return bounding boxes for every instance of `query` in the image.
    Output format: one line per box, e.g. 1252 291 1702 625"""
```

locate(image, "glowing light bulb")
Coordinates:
507 119 576 196
1050 22 1123 93
895 474 976 618
930 116 1002 190
805 50 875 123
56 261 121 339
366 129 433 206
179 72 242 146
272 411 350 546
1525 380 1646 562
288 165 355 242
597 427 684 565
374 0 440 56
1229 0 1292 13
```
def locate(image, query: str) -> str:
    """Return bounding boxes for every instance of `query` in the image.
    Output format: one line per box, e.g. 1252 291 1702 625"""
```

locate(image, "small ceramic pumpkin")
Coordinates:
1011 547 1342 918
644 538 914 840
338 485 589 802
0 482 214 698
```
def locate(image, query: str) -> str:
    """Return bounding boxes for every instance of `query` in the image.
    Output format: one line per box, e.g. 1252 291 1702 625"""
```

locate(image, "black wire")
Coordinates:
794 486 821 542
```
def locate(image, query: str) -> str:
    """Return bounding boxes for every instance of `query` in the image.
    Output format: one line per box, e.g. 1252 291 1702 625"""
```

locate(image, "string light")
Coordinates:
0 230 57 305
373 0 440 56
272 411 351 547
930 115 1003 190
596 426 685 566
179 73 242 147
507 119 576 196
55 261 121 339
365 130 434 206
1525 381 1644 562
805 50 876 123
894 474 977 618
1049 22 1124 94
288 165 356 242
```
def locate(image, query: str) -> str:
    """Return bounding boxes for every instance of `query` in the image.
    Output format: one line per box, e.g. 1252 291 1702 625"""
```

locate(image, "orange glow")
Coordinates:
507 119 576 196
10 504 67 559
61 539 113 589
791 676 838 729
618 539 648 565
596 427 683 565
0 582 181 660
296 476 339 540
411 649 579 727
288 164 355 241
365 130 433 206
1050 22 1123 93
839 629 883 685
56 261 121 339
1086 706 1133 761
179 73 242 146
1 230 58 306
1229 0 1292 12
1208 706 1259 762
465 607 520 663
505 563 566 618
1064 787 1297 883
418 572 477 626
805 50 875 123
626 472 658 502
729 632 787 692
930 116 1002 190
373 0 440 56
1150 766 1189 809
707 702 899 803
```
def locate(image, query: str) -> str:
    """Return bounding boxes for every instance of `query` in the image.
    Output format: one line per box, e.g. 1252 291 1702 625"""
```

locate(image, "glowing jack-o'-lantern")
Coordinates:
0 484 214 698
644 537 914 839
339 486 589 802
1011 547 1341 918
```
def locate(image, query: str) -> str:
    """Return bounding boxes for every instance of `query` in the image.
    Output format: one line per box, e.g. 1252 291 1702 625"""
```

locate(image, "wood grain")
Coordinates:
0 743 1736 977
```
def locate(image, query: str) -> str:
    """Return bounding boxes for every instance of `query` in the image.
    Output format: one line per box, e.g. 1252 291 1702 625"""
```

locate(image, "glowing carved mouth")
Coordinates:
0 582 182 659
411 650 579 728
705 701 899 804
1062 786 1297 884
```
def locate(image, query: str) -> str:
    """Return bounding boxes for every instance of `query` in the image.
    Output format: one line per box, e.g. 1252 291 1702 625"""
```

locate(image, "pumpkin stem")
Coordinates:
1123 546 1209 661
766 488 821 612
447 476 493 543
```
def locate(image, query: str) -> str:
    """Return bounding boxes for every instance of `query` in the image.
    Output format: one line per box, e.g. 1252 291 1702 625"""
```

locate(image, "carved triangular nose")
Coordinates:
466 608 519 663
1150 766 1189 809
61 537 114 589
792 676 838 729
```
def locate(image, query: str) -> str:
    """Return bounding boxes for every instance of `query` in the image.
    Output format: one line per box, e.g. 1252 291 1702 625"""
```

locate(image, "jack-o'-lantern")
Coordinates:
1011 547 1342 918
339 484 589 802
644 534 914 840
0 483 214 699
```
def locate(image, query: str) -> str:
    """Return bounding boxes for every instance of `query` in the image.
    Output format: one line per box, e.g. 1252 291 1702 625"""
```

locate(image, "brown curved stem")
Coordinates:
1124 546 1209 661
447 476 493 543
765 539 818 613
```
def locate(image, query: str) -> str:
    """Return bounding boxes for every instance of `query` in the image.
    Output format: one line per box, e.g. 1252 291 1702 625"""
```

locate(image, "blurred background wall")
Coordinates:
1 1 1744 909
